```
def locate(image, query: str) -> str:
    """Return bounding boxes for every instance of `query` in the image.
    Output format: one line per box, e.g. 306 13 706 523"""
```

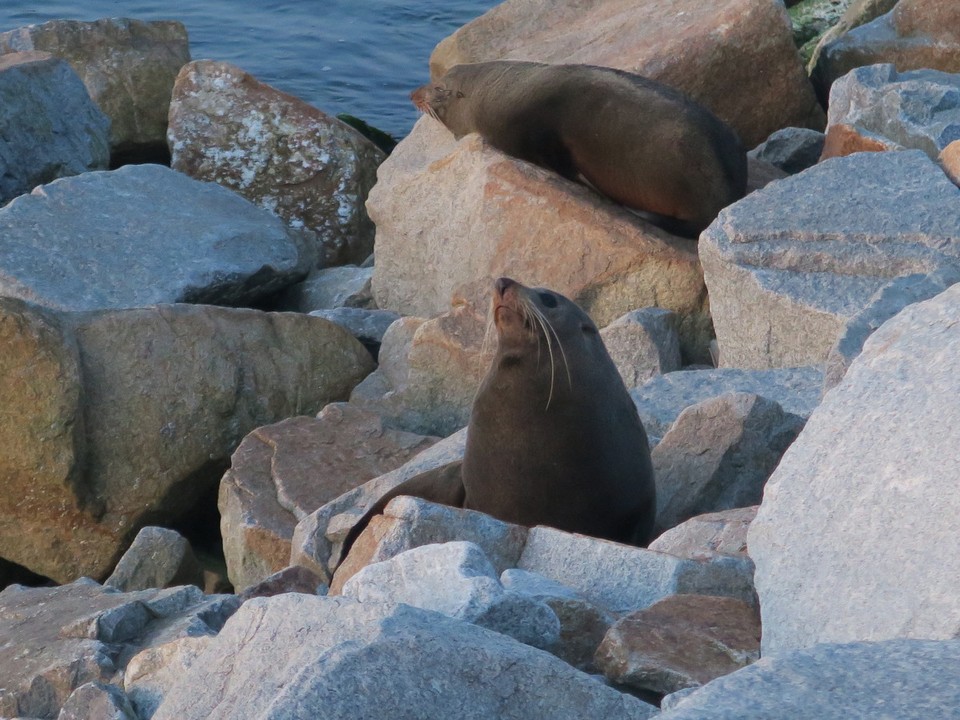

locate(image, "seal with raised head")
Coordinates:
338 277 656 563
412 61 747 237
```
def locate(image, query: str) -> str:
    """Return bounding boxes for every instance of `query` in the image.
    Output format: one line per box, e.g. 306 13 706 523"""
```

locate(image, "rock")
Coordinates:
57 682 136 720
309 307 401 356
0 18 190 160
501 569 616 671
807 0 899 80
238 565 327 601
104 527 203 592
0 300 374 582
0 52 109 205
811 0 960 103
824 267 960 391
652 393 804 533
701 150 960 370
291 428 467 580
151 595 658 720
600 308 682 388
219 403 437 592
276 265 374 312
649 507 757 560
747 127 825 174
368 118 712 364
0 580 238 719
124 636 212 720
342 541 560 650
518 527 756 614
658 639 960 719
0 164 311 312
168 60 384 266
630 366 824 438
749 283 960 654
349 302 491 436
822 64 960 161
596 594 760 696
429 0 823 148
331 496 528 595
941 139 960 185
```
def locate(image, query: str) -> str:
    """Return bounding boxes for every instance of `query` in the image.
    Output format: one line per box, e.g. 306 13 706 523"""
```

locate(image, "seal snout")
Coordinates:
495 277 517 297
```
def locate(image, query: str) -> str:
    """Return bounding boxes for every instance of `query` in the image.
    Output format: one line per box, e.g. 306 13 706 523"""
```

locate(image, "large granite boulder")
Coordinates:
0 164 311 311
151 595 658 720
0 18 190 160
749 283 960 654
169 60 385 266
822 64 960 160
429 0 823 148
0 52 109 205
0 579 239 719
369 119 711 363
219 403 437 592
701 150 960 369
0 299 374 582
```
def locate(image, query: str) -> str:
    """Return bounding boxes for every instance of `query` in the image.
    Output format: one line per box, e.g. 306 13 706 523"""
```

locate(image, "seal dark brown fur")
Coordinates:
337 278 656 568
412 61 747 237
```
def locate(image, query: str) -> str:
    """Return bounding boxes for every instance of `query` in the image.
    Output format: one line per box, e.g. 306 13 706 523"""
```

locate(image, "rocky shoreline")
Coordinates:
1 0 960 718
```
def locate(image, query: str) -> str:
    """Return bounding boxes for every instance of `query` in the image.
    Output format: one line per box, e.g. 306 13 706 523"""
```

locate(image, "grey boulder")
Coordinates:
151 594 657 720
0 164 312 312
0 51 109 205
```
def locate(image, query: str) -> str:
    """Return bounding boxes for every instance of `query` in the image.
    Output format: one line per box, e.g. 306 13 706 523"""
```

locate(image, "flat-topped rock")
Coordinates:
0 164 310 312
701 150 960 369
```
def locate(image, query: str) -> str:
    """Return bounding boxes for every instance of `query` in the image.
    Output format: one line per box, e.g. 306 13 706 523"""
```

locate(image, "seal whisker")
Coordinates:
529 302 573 391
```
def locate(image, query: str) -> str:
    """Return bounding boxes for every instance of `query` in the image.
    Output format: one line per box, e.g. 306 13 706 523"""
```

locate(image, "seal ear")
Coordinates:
581 323 598 335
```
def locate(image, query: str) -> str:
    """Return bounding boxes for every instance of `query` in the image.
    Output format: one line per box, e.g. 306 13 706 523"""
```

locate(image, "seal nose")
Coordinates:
495 277 516 296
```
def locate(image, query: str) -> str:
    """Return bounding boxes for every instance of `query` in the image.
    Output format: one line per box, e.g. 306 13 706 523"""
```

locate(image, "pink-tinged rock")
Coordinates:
349 301 491 436
596 594 761 695
0 18 190 158
429 0 823 148
0 300 374 583
169 60 385 266
219 403 438 592
369 118 712 363
941 140 960 186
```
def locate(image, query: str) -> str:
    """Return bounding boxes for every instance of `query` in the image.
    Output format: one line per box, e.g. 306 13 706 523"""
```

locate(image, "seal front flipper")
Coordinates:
334 466 466 572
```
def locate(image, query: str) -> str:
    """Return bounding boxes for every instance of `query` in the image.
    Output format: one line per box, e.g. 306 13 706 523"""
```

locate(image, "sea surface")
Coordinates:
0 1 501 139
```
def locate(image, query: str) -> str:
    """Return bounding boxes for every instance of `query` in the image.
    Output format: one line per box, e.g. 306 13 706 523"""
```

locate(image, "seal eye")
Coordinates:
456 91 465 99
538 292 558 308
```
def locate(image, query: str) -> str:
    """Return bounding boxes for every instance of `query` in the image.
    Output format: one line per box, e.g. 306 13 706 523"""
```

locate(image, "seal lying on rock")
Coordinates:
339 278 656 564
411 61 747 237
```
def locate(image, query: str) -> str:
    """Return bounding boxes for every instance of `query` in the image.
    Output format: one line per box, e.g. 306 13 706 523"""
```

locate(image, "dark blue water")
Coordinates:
0 1 499 139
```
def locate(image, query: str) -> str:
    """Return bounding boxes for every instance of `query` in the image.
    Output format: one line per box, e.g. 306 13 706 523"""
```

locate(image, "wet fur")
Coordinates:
413 61 748 237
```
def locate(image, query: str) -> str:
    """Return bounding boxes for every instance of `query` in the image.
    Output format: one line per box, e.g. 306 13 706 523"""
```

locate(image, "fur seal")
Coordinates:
411 61 747 237
338 278 656 565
